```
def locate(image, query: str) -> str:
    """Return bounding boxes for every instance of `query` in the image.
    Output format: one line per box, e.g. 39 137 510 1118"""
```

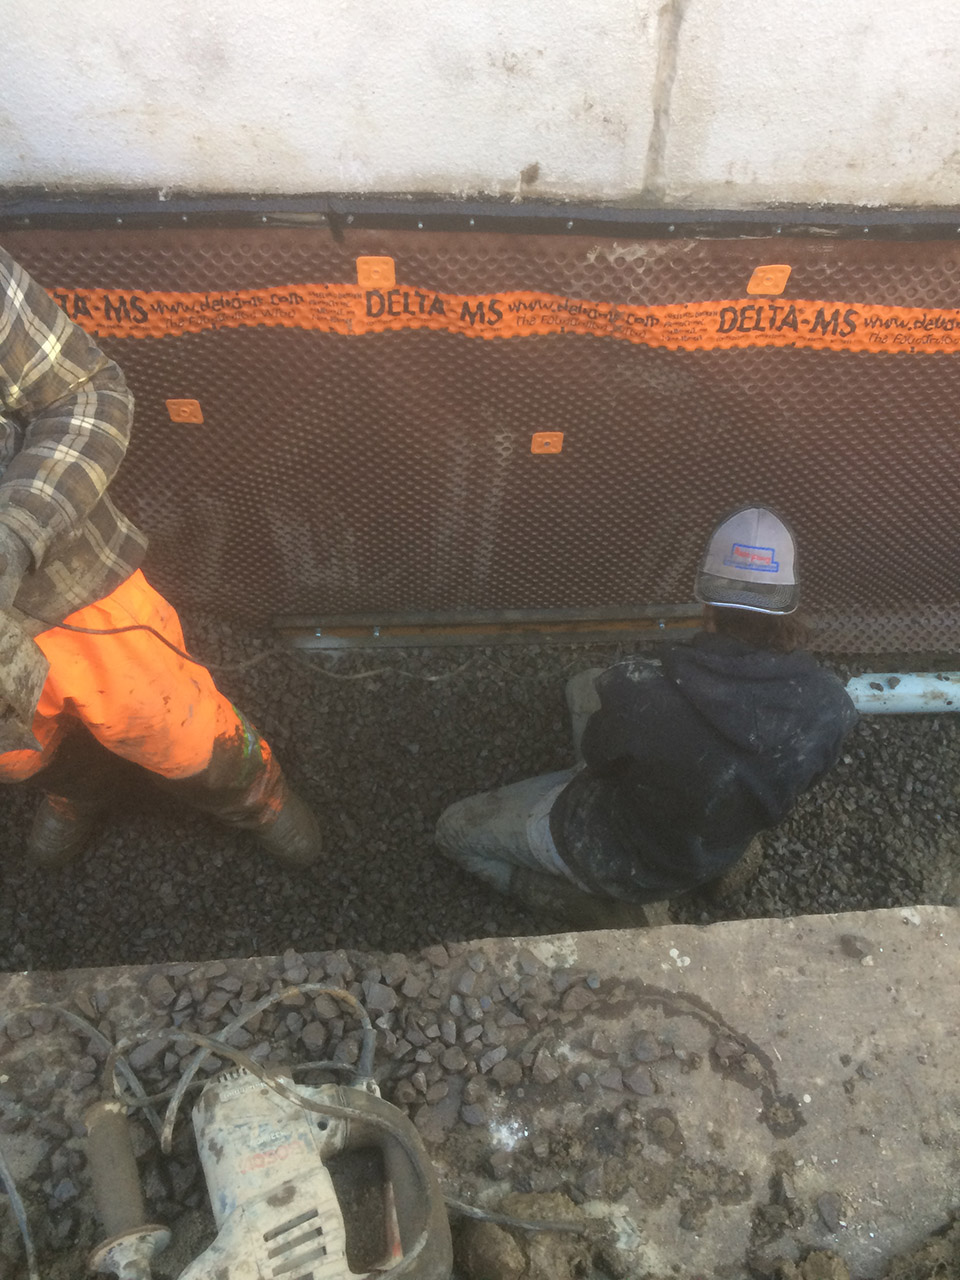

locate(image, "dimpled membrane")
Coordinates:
4 226 960 652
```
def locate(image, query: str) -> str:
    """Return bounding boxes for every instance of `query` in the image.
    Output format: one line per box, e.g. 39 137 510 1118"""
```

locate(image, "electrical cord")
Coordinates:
166 1032 586 1261
443 1196 584 1235
113 1059 358 1110
27 613 478 680
0 1003 160 1134
0 989 583 1278
102 983 376 1153
108 996 585 1237
0 1144 39 1280
0 1000 159 1280
28 609 616 684
26 615 317 673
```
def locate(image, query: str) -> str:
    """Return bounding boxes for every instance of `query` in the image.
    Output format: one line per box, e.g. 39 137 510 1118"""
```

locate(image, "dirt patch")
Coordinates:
761 1216 960 1280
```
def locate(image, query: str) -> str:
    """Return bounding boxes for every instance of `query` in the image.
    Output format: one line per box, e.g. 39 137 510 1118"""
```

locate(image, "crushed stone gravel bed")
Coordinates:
1 615 958 973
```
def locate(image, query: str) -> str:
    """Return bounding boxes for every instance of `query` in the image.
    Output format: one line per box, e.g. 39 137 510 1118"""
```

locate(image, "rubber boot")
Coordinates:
508 866 664 931
254 784 323 869
700 836 764 903
24 725 128 869
154 716 323 869
26 793 100 869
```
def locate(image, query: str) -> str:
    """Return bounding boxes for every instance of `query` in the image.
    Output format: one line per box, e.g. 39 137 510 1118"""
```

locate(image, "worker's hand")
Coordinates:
0 525 30 610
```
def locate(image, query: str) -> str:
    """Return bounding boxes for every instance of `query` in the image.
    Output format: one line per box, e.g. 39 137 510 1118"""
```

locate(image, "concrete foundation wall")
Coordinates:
3 0 960 208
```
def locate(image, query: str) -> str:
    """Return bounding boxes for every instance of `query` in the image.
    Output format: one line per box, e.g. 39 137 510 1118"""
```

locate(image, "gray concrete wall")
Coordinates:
3 0 959 208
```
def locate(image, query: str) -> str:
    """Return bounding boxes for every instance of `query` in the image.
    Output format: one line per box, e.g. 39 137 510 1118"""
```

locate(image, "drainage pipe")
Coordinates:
844 672 960 714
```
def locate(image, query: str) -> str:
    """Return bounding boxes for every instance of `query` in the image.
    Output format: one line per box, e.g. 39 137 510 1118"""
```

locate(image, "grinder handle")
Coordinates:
84 1100 150 1240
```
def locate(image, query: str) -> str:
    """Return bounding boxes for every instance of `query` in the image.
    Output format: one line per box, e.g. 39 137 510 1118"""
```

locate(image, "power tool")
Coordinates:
85 1066 453 1280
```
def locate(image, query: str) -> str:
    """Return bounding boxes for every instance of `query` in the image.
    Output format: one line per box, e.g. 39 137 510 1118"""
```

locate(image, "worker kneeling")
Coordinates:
0 249 320 869
435 506 859 927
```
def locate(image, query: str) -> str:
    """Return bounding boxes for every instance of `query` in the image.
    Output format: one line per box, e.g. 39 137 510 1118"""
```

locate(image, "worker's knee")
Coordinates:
435 795 516 894
434 797 466 858
435 792 491 859
565 668 604 719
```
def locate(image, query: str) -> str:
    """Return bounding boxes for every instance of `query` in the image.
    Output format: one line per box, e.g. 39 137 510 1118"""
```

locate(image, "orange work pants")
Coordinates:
0 571 283 827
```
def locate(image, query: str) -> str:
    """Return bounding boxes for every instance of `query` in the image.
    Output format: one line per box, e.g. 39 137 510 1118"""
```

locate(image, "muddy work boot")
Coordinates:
153 714 323 870
23 724 123 869
254 787 323 869
700 836 765 903
509 866 664 932
26 793 102 869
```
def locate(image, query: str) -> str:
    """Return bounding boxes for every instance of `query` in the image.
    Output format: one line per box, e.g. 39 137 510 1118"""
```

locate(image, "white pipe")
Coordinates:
844 672 960 714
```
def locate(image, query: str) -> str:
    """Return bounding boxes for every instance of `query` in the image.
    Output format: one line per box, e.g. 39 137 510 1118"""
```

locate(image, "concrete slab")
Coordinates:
0 905 956 1278
511 905 960 1278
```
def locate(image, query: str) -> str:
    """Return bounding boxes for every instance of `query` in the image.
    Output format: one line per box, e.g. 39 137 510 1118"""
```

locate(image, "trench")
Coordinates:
2 612 957 974
2 619 958 1280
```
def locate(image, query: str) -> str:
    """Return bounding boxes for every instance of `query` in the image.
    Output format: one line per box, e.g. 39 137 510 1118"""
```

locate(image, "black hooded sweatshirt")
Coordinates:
549 632 859 902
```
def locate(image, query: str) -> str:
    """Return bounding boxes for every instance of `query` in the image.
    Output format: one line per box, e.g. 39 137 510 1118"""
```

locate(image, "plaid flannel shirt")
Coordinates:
0 248 147 628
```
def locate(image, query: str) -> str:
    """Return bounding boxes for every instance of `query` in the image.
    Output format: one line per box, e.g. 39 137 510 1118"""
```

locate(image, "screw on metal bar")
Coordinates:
373 626 381 638
346 215 354 224
469 218 476 227
566 221 574 230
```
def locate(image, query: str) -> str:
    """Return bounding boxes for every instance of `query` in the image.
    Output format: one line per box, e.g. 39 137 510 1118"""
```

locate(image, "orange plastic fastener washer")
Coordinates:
531 432 564 454
165 399 204 424
746 264 792 295
356 257 397 289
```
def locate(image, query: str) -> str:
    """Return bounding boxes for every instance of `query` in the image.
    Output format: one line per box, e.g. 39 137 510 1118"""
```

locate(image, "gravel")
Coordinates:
2 619 958 1280
1 616 958 973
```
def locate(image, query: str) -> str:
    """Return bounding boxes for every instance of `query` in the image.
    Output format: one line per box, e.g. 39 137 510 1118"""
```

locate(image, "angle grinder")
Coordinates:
85 1067 453 1280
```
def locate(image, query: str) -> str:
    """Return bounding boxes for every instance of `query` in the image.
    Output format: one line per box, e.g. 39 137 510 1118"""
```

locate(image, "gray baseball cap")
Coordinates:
694 505 799 614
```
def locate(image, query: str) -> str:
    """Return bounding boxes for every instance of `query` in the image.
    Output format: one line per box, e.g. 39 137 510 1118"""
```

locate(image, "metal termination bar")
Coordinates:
275 606 702 650
3 190 960 240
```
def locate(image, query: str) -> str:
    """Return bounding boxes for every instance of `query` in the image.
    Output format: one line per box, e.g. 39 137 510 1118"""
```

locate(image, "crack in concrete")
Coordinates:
641 0 687 201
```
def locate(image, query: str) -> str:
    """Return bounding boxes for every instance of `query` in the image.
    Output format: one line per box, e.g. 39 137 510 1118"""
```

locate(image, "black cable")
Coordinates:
27 615 480 681
27 616 277 672
117 1059 357 1111
444 1197 585 1235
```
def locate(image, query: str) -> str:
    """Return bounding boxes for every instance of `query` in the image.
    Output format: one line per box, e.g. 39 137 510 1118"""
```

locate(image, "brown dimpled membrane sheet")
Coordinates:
5 225 959 652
